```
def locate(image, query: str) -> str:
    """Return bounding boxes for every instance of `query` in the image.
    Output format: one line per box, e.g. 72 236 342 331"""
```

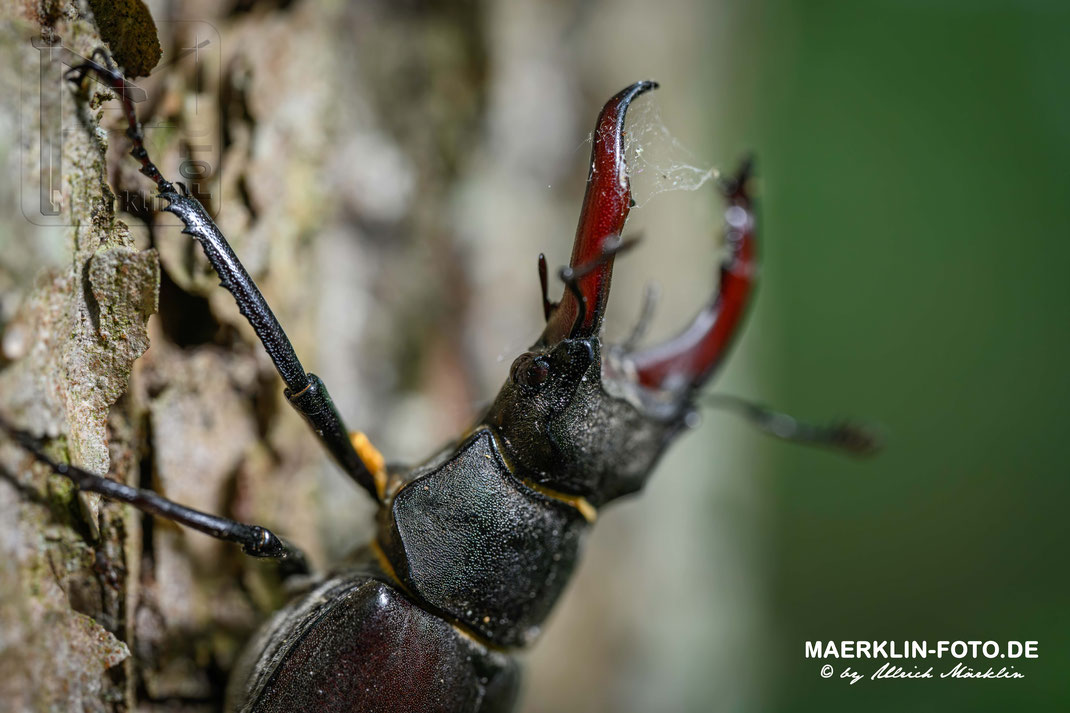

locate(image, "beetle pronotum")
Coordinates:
1 49 876 713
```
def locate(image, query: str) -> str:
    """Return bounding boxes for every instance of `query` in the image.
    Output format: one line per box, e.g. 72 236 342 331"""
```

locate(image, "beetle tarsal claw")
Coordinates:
243 527 286 558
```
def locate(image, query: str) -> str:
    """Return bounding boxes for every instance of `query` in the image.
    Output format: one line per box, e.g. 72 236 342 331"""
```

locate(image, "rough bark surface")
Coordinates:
0 4 154 711
1 1 486 710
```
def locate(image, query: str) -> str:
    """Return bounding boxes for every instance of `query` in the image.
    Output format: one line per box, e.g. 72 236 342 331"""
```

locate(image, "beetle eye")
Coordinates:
511 354 551 392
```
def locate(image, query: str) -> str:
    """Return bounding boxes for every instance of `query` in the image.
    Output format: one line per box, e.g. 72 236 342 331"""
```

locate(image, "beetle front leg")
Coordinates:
66 54 386 502
158 194 386 500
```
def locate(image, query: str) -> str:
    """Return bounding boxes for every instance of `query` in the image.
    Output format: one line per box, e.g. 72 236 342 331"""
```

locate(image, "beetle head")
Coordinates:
487 82 757 506
487 336 685 503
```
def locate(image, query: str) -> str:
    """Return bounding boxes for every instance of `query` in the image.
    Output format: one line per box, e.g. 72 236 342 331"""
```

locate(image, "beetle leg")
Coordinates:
67 53 384 502
541 81 658 344
628 157 757 392
703 394 882 456
163 197 386 500
0 419 310 574
65 54 175 195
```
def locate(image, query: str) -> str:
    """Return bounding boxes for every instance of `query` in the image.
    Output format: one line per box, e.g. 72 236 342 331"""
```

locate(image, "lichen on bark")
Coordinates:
0 4 159 710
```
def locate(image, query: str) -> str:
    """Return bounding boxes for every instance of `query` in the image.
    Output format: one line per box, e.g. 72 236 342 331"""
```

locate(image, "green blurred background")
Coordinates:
724 1 1070 710
3 0 1066 710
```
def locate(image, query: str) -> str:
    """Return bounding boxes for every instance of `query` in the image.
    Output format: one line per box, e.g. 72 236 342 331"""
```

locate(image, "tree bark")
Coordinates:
0 1 487 710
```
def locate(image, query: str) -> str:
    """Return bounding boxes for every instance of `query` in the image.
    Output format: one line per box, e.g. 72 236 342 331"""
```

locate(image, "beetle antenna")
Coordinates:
559 264 588 337
537 253 557 322
701 394 883 456
557 234 640 338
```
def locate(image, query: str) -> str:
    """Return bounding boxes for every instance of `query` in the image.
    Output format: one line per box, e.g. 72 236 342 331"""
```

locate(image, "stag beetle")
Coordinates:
1 51 876 713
